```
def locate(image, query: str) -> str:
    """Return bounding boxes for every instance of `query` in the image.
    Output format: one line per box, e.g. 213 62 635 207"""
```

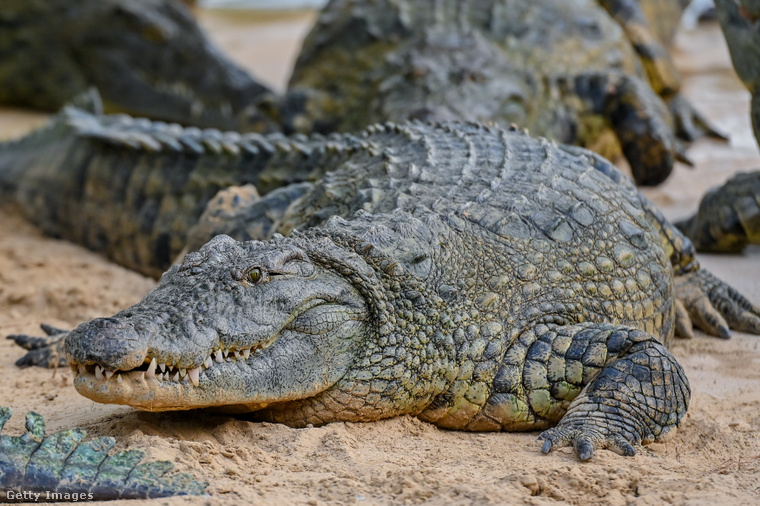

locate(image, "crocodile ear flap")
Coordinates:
65 88 104 116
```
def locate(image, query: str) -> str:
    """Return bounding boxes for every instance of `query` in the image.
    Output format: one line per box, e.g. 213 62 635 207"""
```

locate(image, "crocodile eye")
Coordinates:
247 268 262 284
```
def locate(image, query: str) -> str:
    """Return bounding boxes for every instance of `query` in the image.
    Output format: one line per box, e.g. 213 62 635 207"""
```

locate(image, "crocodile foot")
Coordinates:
675 269 760 339
7 324 69 368
538 426 637 461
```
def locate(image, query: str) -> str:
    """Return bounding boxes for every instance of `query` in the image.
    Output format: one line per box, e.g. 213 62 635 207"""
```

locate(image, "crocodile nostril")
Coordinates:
65 319 147 371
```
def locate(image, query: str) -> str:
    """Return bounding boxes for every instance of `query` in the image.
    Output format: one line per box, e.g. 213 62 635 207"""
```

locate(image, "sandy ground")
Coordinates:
0 12 759 506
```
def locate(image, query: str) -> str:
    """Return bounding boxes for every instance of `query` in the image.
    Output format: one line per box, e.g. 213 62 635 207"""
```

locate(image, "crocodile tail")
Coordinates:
0 104 88 198
0 103 340 277
0 406 207 500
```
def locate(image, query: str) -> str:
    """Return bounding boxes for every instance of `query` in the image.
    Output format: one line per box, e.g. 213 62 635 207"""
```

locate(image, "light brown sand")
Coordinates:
0 14 759 505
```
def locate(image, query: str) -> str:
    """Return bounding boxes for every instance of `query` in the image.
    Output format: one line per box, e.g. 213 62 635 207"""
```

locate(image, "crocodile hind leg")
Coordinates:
184 181 314 253
469 323 689 460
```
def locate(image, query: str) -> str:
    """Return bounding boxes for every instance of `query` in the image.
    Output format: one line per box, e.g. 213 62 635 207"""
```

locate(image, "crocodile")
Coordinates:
0 0 272 130
0 407 206 500
274 0 722 186
7 121 759 471
0 93 324 279
675 0 760 252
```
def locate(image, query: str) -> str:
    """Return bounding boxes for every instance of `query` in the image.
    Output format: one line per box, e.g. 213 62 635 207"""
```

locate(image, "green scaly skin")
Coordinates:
27 122 757 466
0 407 206 500
0 0 272 130
276 0 723 186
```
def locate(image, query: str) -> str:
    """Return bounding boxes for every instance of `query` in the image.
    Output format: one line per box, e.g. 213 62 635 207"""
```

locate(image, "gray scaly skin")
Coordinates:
48 122 760 463
675 1 760 253
0 94 331 279
275 0 723 186
0 407 206 500
0 0 272 130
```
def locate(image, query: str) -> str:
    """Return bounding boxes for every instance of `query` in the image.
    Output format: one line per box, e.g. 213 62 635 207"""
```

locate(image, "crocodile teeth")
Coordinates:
105 370 114 380
214 351 223 363
222 350 229 359
117 374 123 384
146 358 157 379
172 371 180 382
159 362 166 373
179 368 187 379
242 349 251 359
204 356 213 369
188 367 200 387
235 351 243 360
163 372 170 381
95 366 104 381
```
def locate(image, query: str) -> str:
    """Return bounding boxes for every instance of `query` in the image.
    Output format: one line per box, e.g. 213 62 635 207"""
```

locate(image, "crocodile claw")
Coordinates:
7 324 69 368
675 269 760 339
538 426 637 461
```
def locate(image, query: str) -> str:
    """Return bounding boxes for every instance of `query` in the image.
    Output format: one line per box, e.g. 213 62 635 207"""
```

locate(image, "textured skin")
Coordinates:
0 99 330 278
35 121 757 464
0 407 206 500
281 0 722 186
0 0 271 129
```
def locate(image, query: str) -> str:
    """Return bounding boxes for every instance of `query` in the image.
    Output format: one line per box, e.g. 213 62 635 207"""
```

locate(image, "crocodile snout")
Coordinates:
64 317 147 371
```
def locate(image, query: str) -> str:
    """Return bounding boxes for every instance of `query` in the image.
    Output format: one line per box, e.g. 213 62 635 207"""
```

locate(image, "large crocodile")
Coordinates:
276 0 722 186
7 121 759 471
0 407 206 500
0 0 272 130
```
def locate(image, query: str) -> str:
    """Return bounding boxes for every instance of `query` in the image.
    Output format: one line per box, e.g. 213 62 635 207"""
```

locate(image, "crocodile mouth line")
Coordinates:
69 334 277 388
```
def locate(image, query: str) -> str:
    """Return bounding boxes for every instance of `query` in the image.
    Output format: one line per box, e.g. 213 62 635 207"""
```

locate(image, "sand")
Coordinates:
0 12 759 505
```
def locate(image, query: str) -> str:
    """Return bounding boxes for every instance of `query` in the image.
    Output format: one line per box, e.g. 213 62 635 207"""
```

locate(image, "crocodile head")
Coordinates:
65 235 368 412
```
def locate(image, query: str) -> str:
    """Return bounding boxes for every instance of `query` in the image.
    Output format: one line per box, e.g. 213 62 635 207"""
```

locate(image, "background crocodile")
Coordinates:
0 0 272 130
2 0 718 187
10 122 757 470
274 0 722 186
0 406 206 500
0 93 325 279
675 0 760 252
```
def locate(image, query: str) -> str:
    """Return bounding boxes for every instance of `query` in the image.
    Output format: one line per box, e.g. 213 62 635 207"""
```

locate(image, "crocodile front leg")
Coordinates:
524 324 690 460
